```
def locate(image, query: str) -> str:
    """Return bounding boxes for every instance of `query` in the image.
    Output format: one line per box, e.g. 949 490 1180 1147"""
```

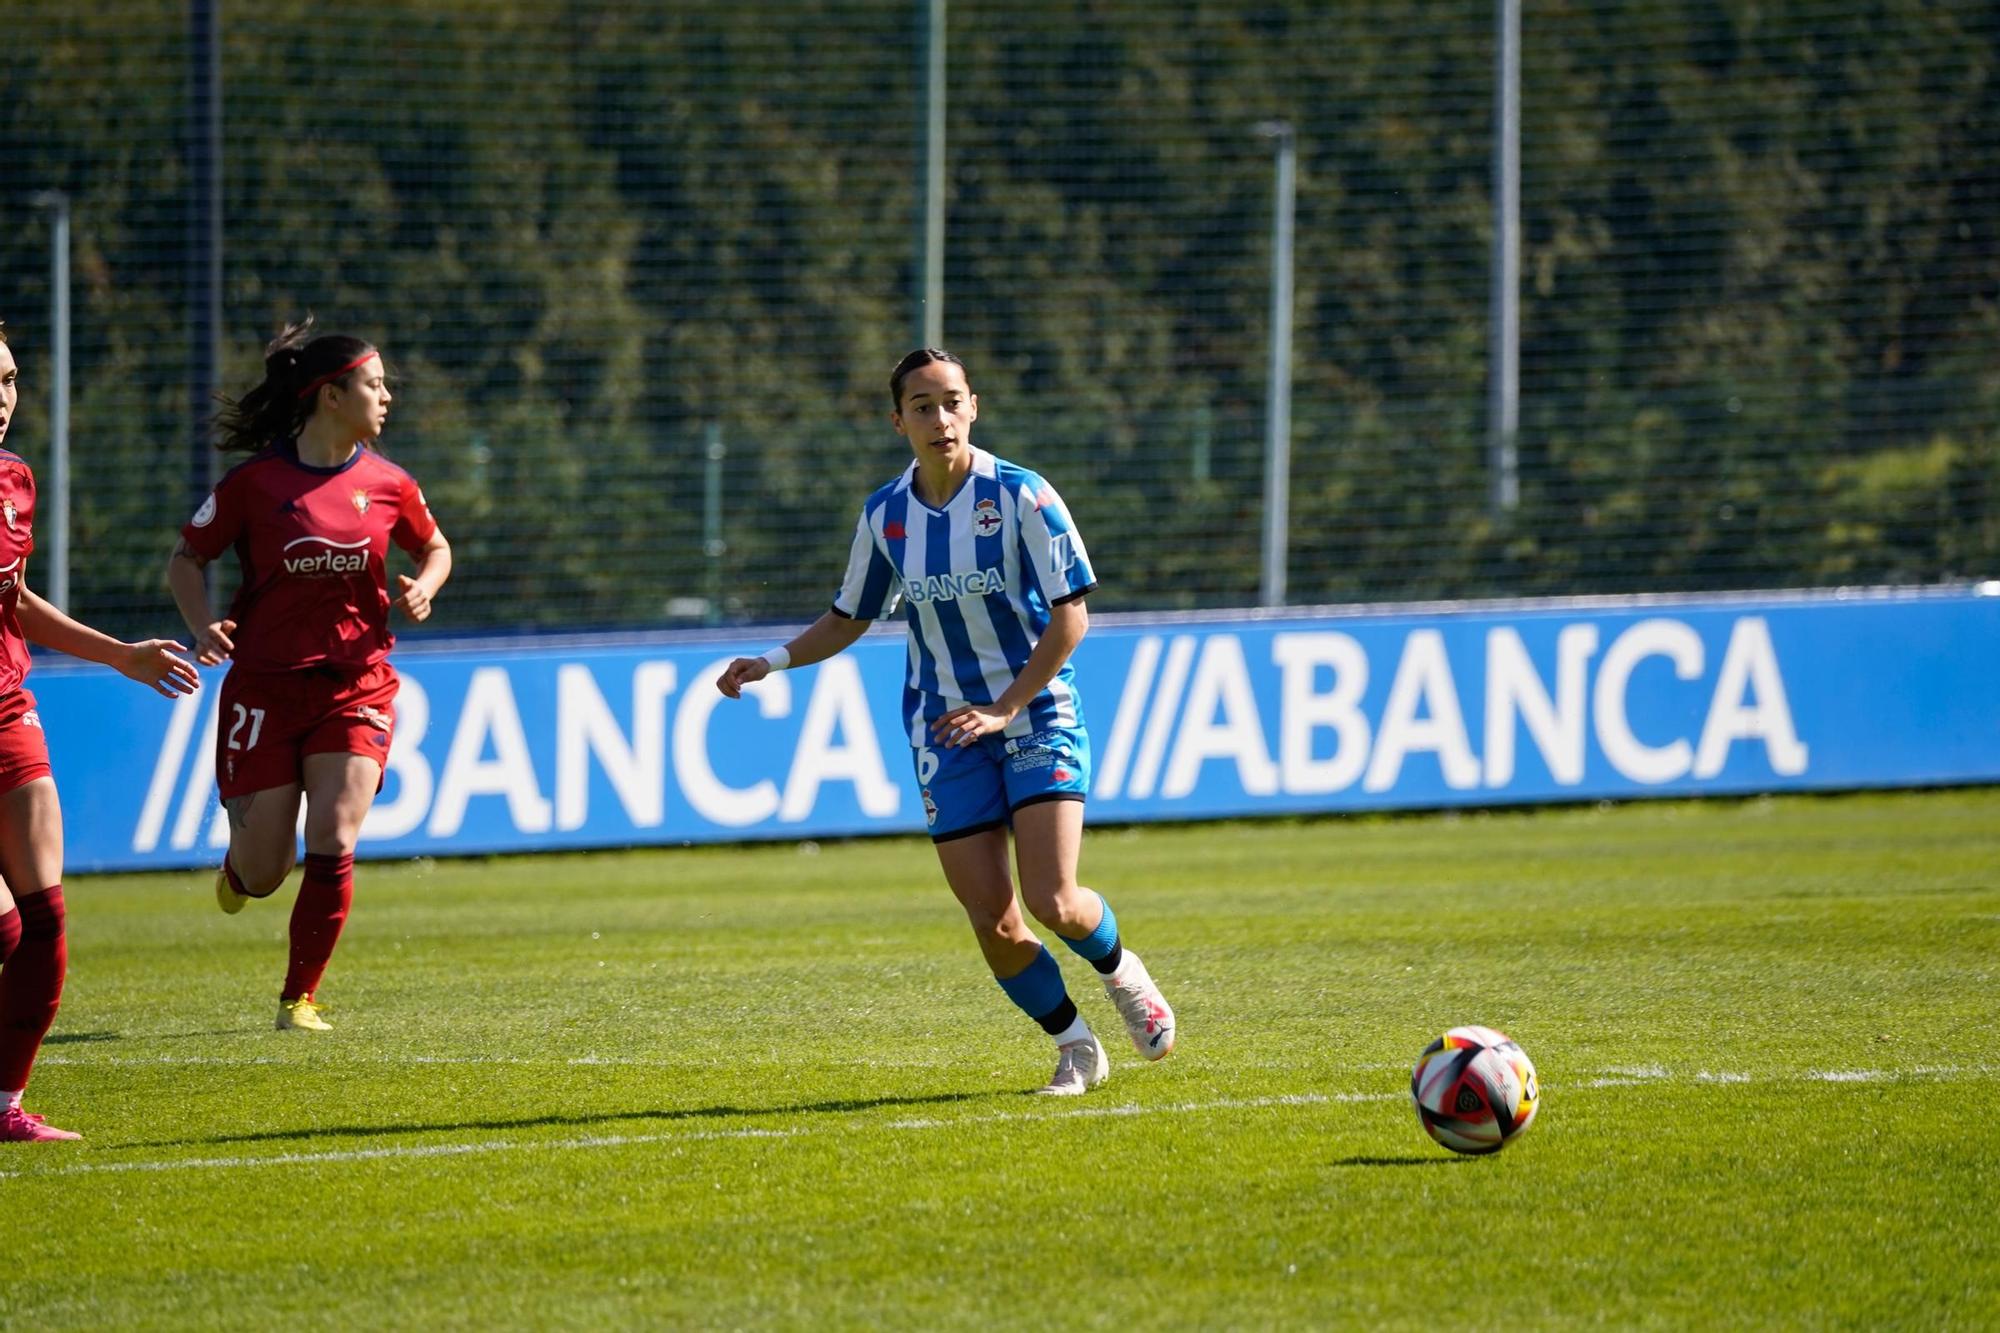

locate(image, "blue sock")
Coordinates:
995 945 1075 1033
1059 891 1123 975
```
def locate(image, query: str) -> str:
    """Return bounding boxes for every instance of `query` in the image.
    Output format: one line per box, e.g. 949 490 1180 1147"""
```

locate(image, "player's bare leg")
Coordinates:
216 783 302 913
936 825 1106 1094
1014 800 1175 1061
0 778 80 1140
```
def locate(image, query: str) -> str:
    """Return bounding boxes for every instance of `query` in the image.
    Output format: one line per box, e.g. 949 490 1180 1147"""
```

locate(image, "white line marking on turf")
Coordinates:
4 1066 1989 1182
0 1094 1345 1181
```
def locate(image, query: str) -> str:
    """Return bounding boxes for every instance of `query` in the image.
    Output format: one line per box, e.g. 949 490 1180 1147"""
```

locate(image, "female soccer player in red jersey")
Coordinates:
0 324 200 1142
166 319 451 1033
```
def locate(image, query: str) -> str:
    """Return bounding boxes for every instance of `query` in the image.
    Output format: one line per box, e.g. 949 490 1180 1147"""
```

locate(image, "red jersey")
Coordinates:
180 442 438 674
0 450 35 696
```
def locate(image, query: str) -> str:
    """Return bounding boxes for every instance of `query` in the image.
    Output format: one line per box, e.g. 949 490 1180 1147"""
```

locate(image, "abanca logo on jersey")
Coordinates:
282 535 371 576
901 566 1005 604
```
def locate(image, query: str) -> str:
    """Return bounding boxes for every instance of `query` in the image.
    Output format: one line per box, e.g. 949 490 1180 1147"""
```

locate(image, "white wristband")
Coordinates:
759 646 791 671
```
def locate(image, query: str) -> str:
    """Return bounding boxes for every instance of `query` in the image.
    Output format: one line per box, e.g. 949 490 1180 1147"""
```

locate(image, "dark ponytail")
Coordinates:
212 317 377 454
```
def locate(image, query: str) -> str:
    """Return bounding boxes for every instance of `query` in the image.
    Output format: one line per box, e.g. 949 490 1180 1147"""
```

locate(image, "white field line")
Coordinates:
0 1093 1345 1180
2 1065 1991 1182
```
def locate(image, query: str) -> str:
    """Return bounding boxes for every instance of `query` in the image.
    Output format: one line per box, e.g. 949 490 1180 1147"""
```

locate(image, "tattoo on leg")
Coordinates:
224 793 255 831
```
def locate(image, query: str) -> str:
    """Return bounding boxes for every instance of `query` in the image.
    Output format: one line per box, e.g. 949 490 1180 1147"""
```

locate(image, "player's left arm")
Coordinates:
931 597 1089 749
392 528 452 623
14 585 200 698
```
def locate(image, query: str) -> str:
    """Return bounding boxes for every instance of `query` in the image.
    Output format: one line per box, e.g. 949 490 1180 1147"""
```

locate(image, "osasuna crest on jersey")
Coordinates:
351 488 371 515
2 499 15 531
833 446 1097 745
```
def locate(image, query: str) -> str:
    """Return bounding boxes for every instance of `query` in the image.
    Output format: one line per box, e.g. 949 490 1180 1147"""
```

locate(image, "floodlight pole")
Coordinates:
31 191 71 613
915 0 946 347
1255 120 1296 609
1488 0 1521 516
188 0 222 513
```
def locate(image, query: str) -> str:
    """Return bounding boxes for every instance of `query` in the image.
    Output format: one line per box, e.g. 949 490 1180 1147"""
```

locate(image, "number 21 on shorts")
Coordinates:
227 704 266 752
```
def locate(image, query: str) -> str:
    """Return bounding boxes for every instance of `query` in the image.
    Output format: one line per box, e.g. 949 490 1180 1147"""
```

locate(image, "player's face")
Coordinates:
891 361 977 467
324 354 392 441
0 344 17 449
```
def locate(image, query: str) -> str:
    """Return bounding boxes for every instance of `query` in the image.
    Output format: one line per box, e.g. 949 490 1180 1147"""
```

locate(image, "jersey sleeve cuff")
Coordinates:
1051 582 1097 607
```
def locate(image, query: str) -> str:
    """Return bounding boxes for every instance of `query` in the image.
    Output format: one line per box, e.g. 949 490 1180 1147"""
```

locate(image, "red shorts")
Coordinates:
215 661 400 800
0 688 52 797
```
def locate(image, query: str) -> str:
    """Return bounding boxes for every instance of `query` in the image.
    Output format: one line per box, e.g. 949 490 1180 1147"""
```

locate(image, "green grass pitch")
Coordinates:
2 788 1995 1328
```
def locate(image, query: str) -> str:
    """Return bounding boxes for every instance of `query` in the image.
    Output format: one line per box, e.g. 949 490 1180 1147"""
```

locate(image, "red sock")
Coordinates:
0 887 66 1092
283 852 354 1001
0 906 19 967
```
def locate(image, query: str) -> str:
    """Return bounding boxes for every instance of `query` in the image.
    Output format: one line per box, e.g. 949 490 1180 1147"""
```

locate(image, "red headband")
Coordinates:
296 350 378 401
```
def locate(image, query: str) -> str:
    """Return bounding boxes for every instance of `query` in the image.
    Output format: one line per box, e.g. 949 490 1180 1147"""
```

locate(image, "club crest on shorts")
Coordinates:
351 489 371 515
921 787 939 826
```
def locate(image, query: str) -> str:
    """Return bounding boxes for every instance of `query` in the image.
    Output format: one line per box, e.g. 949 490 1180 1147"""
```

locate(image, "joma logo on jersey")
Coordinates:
281 535 371 576
1048 533 1077 576
902 567 1005 603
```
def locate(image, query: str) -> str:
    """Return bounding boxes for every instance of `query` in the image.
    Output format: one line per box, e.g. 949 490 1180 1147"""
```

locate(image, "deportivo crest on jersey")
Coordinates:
973 497 1002 536
351 489 371 515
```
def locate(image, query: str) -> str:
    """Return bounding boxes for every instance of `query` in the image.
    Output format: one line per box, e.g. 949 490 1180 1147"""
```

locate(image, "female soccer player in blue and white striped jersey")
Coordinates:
717 348 1176 1095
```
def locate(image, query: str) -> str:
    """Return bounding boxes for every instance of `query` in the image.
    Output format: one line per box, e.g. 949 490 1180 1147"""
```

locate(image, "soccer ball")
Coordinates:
1410 1025 1539 1155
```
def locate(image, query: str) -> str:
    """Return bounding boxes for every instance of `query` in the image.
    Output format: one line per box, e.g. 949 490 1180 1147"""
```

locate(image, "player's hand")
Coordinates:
393 575 434 622
120 640 202 698
193 619 236 666
931 703 1014 748
715 657 771 700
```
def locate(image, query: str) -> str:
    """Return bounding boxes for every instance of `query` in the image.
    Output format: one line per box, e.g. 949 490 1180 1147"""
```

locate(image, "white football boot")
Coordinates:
1103 950 1176 1060
1036 1029 1110 1095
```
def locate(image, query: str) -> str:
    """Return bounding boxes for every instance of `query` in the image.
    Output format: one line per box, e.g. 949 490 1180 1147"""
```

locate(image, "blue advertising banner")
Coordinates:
30 587 2000 872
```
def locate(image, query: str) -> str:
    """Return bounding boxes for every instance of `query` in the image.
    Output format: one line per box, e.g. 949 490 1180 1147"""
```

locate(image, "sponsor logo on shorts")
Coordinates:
1005 731 1074 775
352 705 393 732
921 787 939 826
20 710 40 730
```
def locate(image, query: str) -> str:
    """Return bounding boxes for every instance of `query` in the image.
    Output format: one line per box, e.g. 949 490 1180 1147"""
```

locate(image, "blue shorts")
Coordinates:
913 723 1091 842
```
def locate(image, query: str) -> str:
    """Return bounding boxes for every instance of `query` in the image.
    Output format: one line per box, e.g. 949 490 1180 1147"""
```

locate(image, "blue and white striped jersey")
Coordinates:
833 447 1097 745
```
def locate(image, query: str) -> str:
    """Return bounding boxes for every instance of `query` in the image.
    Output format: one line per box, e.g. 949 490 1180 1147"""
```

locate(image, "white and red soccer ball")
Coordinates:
1410 1025 1540 1155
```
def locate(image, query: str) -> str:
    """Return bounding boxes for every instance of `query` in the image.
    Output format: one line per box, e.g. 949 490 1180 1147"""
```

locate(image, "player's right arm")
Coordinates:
165 539 236 666
166 481 245 666
715 611 870 699
717 500 900 699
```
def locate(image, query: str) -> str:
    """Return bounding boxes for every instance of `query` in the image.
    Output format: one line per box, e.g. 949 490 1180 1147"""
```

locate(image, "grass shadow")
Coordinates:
122 1088 998 1150
43 1031 121 1045
1328 1154 1470 1167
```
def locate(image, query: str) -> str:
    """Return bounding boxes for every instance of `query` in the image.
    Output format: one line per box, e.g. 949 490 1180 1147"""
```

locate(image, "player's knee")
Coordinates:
963 903 1030 948
302 812 365 857
234 849 295 897
1020 882 1088 934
